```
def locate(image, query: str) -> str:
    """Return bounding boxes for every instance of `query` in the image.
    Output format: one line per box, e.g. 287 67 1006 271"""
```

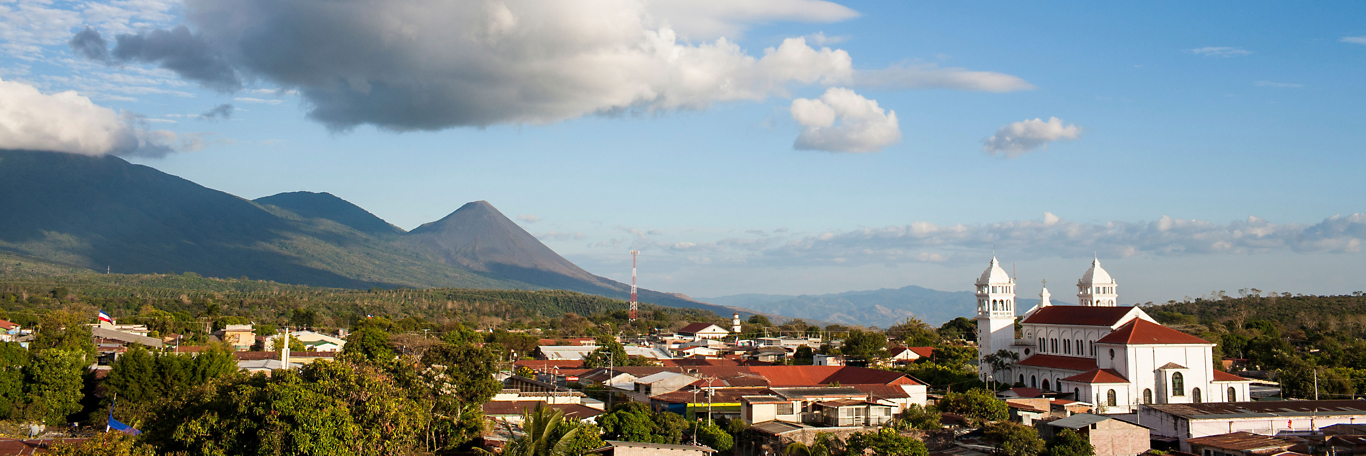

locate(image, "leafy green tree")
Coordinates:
270 334 306 353
582 334 649 368
25 349 86 425
785 432 841 456
599 402 686 444
1043 429 1094 456
0 342 27 419
938 317 978 342
497 403 600 456
794 345 815 365
937 389 1008 425
887 317 938 346
33 310 95 358
342 326 394 363
693 421 733 452
982 350 1020 387
931 344 976 367
747 315 772 327
846 428 927 456
515 365 537 378
842 330 889 365
898 404 941 430
49 431 155 456
986 422 1045 456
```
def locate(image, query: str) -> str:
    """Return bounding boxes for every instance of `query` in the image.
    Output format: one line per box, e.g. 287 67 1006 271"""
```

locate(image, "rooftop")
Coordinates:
482 401 603 420
1096 319 1212 345
1061 369 1129 384
1022 305 1138 327
1146 400 1366 419
1186 432 1297 451
591 441 715 453
679 323 724 334
1212 370 1253 382
1049 413 1123 429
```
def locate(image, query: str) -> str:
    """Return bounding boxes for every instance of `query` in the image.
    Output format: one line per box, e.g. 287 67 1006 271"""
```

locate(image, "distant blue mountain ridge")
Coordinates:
701 285 1063 328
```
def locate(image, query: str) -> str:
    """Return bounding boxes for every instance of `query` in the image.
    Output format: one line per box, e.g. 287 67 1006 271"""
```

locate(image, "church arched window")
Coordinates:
1107 389 1117 407
1172 372 1185 396
1031 375 1037 388
1041 379 1049 390
1019 374 1025 384
1193 388 1202 403
1228 387 1236 402
1143 388 1152 404
1051 339 1058 352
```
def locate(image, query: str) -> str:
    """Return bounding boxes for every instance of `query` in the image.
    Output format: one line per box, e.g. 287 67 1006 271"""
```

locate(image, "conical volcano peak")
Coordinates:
411 200 512 235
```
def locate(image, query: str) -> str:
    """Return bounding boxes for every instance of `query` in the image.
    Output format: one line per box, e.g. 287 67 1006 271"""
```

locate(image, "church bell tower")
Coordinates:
976 257 1016 380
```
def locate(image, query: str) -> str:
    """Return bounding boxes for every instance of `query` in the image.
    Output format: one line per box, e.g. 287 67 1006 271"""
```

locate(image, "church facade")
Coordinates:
975 258 1253 414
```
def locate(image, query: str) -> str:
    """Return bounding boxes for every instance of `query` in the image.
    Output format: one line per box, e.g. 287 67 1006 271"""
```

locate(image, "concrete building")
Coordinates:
1043 414 1150 456
1184 432 1301 456
1140 401 1366 451
975 257 1254 413
216 324 255 350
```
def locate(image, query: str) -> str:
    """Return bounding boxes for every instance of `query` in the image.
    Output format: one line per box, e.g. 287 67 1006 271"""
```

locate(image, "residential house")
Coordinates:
215 324 255 350
0 319 21 343
678 323 730 341
812 399 895 427
631 372 699 401
889 346 934 366
1140 401 1366 451
813 354 845 366
1042 414 1150 456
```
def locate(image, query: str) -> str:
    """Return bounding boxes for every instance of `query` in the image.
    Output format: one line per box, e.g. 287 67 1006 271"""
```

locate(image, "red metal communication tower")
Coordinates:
629 250 639 322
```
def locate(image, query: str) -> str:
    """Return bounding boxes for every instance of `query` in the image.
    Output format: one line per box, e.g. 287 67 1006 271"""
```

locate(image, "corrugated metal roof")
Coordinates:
1186 432 1296 451
1048 413 1115 429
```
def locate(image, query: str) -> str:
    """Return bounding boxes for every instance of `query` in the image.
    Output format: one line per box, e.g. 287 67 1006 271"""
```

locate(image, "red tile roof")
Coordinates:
851 384 913 399
1212 370 1251 382
909 347 935 358
0 319 18 330
0 438 87 454
1007 387 1044 398
1023 305 1138 326
579 365 917 388
1015 354 1097 372
1061 368 1129 384
651 387 772 404
679 323 723 334
1095 319 1211 345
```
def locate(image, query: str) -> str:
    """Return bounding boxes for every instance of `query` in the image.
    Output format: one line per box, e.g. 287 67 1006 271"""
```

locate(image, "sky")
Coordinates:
2 0 1364 304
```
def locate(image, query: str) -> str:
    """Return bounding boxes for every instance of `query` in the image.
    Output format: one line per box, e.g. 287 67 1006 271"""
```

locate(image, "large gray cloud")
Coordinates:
70 0 1031 132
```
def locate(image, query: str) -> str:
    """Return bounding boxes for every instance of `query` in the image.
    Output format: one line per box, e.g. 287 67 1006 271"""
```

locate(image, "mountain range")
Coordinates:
0 149 743 318
702 285 1059 327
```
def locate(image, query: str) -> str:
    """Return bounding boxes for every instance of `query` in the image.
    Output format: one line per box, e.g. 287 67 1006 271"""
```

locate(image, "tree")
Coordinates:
785 432 841 456
937 389 1008 425
842 330 889 366
985 422 1044 456
747 315 772 327
0 342 28 419
982 350 1020 387
1043 429 1094 456
49 432 155 456
846 428 927 456
938 317 978 342
582 334 648 368
599 402 686 445
887 317 938 346
33 310 95 358
25 349 86 425
794 346 815 365
693 421 733 452
342 326 394 363
496 403 598 456
515 365 536 378
898 404 941 430
931 344 976 367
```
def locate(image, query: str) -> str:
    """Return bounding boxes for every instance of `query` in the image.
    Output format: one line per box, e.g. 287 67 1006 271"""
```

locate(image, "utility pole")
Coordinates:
1315 368 1320 401
629 251 639 322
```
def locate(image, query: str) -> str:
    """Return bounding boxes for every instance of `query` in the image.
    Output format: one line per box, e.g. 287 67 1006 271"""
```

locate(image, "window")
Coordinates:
1143 389 1152 404
1042 379 1050 390
1109 348 1115 360
1193 388 1202 403
1172 372 1185 396
777 403 794 415
1031 375 1037 388
1051 339 1058 352
1038 338 1045 350
1076 339 1083 354
1107 389 1117 407
1089 341 1094 356
1019 374 1025 384
1228 387 1237 402
1063 341 1070 354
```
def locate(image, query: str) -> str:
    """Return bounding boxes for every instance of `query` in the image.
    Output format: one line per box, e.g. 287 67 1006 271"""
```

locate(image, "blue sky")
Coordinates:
2 0 1363 303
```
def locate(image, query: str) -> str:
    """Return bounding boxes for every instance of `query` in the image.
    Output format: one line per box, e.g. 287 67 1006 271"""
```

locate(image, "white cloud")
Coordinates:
1255 81 1303 88
804 32 848 45
1190 47 1251 57
79 0 1027 135
1341 36 1366 45
854 64 1035 92
517 214 541 223
790 87 900 153
233 97 283 105
982 117 1081 157
0 78 218 157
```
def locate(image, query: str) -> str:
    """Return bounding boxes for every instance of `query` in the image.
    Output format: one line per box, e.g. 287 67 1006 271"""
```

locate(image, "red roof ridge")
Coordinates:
1016 354 1098 372
1095 319 1211 345
1061 368 1129 384
1212 370 1252 382
1022 306 1137 326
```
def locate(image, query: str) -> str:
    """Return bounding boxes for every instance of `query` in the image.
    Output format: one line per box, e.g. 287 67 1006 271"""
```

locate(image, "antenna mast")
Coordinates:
629 250 639 322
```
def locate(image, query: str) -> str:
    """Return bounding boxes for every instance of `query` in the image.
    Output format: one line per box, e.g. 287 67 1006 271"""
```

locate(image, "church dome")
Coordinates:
977 257 1011 285
1079 258 1115 285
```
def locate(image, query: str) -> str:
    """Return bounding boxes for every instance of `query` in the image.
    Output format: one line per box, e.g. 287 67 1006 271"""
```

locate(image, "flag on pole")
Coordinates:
98 311 113 324
106 395 141 435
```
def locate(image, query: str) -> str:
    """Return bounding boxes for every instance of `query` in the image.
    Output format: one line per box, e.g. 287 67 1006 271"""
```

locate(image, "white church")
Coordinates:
975 257 1253 414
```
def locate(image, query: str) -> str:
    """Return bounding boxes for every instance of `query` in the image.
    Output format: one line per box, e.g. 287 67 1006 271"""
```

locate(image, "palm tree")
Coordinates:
785 433 837 456
983 349 1019 389
492 403 583 456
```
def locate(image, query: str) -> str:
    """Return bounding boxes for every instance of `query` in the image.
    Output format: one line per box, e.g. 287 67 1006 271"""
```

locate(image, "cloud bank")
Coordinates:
0 78 194 157
790 87 900 153
606 213 1366 269
982 117 1081 157
68 0 1030 133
